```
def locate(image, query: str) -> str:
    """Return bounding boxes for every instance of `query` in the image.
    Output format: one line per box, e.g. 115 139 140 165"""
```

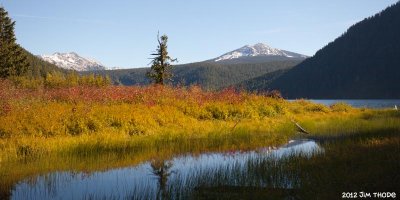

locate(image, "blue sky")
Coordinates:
1 0 398 68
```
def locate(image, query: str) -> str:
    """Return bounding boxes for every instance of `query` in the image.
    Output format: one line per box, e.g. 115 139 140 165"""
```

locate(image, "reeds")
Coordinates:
1 79 399 160
1 79 400 198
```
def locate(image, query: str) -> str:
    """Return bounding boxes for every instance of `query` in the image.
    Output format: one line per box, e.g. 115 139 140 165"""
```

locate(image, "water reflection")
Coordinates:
150 159 174 200
306 99 400 109
11 139 322 200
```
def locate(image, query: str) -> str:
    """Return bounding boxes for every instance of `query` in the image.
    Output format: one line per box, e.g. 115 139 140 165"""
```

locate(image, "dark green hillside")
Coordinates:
266 2 400 98
94 60 301 90
236 69 290 91
98 67 149 85
173 61 301 89
21 48 67 77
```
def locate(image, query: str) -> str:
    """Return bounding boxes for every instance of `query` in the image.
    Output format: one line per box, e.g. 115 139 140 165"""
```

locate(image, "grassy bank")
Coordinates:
1 79 399 162
1 79 400 198
1 80 295 161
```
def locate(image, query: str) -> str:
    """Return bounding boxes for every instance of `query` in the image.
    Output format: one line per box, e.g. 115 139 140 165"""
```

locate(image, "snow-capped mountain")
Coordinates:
213 43 308 62
39 52 106 71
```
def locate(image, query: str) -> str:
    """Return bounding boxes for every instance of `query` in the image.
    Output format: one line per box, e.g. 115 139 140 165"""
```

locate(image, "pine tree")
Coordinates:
146 33 177 85
0 6 29 78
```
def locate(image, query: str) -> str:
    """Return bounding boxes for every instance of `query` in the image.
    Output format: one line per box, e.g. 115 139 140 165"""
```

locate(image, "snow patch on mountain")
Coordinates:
214 43 307 62
39 52 107 71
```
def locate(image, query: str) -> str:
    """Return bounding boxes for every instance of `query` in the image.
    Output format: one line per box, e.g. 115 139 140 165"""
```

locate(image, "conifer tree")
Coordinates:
0 6 29 78
146 33 177 85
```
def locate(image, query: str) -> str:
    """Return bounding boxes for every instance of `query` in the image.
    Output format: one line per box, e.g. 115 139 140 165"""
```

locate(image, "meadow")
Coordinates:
2 79 399 161
1 79 400 199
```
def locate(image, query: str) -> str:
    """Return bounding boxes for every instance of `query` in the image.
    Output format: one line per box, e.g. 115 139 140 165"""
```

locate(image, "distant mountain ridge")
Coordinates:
211 43 308 64
39 52 106 71
86 43 306 89
91 60 302 90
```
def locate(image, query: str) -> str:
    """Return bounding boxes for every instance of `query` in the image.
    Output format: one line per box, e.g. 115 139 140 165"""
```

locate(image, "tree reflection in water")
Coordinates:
150 159 174 200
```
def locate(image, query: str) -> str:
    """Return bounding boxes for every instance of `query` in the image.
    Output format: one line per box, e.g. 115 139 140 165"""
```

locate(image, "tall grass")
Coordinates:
1 79 400 161
1 79 400 198
1 80 293 160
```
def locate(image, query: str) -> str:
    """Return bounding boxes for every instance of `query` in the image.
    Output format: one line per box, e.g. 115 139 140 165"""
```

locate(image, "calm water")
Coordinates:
297 99 400 108
11 140 321 200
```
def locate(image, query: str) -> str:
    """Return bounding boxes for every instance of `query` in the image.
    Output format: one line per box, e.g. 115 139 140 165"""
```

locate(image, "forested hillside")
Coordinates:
22 48 67 77
264 2 400 98
93 60 302 90
236 69 290 91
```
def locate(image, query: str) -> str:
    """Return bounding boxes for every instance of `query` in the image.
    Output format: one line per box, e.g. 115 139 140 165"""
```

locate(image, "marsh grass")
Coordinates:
164 131 400 199
1 80 400 199
2 130 399 199
1 80 300 162
0 129 292 199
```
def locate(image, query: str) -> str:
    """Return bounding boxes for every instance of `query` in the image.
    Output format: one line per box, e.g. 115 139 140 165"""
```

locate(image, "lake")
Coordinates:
295 99 400 109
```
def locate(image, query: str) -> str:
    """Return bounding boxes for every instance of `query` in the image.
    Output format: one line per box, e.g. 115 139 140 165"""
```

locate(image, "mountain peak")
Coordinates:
39 52 107 71
252 43 271 48
214 43 307 62
67 52 79 56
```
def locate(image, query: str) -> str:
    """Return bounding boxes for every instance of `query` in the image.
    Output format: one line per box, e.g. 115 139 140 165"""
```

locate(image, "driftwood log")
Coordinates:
291 119 310 134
